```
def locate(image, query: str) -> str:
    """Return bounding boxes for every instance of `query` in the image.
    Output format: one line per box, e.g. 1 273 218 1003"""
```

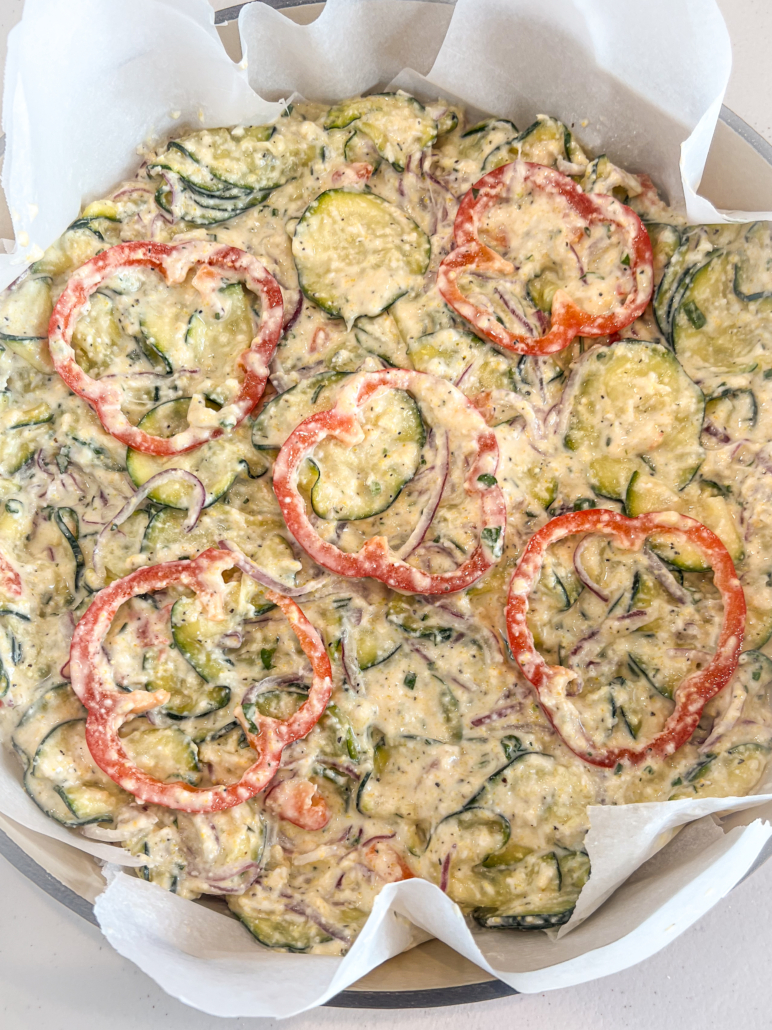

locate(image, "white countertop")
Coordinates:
2 2 772 1027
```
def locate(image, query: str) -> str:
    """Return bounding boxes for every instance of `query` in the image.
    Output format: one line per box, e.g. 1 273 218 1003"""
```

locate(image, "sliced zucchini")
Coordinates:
354 312 410 367
230 904 332 952
292 189 430 326
142 504 299 588
653 231 715 342
29 719 126 825
472 850 589 930
305 387 425 520
357 738 451 819
160 123 313 192
541 556 583 611
132 827 186 893
154 180 260 226
468 752 592 850
324 94 437 171
8 402 53 429
0 276 54 373
673 252 770 377
241 684 359 763
12 683 86 766
646 223 682 286
139 280 254 380
171 595 235 685
459 119 519 165
251 372 349 450
483 116 587 173
424 807 510 870
407 327 515 394
121 726 201 785
144 648 230 719
72 292 129 377
580 155 643 200
386 597 454 645
563 340 704 498
745 603 772 651
625 472 743 570
149 140 256 195
353 621 402 670
703 388 757 443
343 131 383 169
670 743 770 800
126 398 257 508
177 803 265 887
96 510 151 582
734 221 772 302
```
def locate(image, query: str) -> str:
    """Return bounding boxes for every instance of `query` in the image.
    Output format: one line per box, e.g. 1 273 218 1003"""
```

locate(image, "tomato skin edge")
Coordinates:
437 160 654 355
505 508 745 767
272 369 507 595
69 548 332 813
48 240 284 456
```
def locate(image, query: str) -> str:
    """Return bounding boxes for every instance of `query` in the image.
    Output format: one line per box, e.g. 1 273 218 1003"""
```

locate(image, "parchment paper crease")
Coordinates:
1 0 772 1016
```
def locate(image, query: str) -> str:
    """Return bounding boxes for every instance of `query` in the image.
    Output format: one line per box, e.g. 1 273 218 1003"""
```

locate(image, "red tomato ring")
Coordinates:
437 161 654 356
48 240 284 456
272 369 507 594
69 548 332 813
506 509 746 767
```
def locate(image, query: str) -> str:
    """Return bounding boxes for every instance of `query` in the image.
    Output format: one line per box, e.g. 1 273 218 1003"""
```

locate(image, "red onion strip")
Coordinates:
573 536 610 602
220 541 326 598
93 470 205 577
396 430 450 560
643 547 691 604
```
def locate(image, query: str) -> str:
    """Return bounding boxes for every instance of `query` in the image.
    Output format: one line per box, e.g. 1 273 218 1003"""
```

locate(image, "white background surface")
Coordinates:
1 1 772 1027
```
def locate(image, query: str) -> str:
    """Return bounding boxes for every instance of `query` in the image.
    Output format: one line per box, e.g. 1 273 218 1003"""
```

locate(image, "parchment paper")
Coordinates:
2 0 772 1016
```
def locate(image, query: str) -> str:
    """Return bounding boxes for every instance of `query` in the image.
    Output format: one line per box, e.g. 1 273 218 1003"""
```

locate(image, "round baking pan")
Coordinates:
2 0 772 1011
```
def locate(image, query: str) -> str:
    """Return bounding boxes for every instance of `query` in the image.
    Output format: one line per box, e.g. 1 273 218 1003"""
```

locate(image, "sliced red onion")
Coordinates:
283 292 303 331
573 536 610 602
566 609 650 669
439 847 456 893
666 647 714 661
93 470 205 576
113 184 155 200
494 286 535 336
471 701 525 727
454 361 477 388
220 541 326 597
287 902 352 944
643 547 690 604
396 430 449 560
360 832 396 849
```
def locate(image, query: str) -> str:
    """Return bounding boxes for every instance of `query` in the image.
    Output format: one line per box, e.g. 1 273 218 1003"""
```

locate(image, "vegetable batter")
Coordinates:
1 94 771 952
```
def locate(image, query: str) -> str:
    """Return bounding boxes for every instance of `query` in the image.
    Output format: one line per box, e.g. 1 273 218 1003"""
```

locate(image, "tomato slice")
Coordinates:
69 549 332 813
506 509 745 767
48 240 283 456
272 369 507 595
438 161 653 355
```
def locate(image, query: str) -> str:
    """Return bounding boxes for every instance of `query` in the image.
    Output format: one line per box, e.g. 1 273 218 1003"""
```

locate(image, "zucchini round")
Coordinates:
305 387 425 520
292 190 430 326
251 372 349 450
673 252 770 377
483 116 587 173
324 94 437 171
126 398 258 508
625 472 743 570
563 340 705 500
